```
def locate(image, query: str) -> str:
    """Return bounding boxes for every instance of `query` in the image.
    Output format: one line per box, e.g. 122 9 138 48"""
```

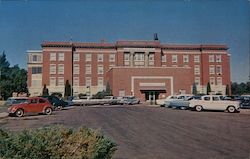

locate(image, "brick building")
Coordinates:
27 39 231 102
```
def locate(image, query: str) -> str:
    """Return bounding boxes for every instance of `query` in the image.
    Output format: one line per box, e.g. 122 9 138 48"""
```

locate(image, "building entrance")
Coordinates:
142 90 163 105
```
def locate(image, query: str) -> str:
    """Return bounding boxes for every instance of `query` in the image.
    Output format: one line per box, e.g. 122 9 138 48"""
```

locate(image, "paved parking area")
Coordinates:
1 105 250 159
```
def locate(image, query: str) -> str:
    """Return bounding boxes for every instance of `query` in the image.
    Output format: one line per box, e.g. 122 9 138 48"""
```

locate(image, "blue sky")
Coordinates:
0 0 249 83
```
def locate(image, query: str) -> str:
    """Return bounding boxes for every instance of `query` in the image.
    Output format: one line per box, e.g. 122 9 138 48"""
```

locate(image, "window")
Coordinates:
194 65 200 75
39 99 46 103
119 90 125 96
194 55 200 63
32 55 41 62
216 65 222 75
73 77 79 86
195 77 200 85
85 54 91 61
209 55 214 62
216 55 221 62
204 97 210 101
98 77 103 86
74 64 79 74
212 97 220 101
50 77 56 86
74 52 79 61
217 77 222 85
209 65 215 74
50 64 56 74
109 54 115 62
98 54 103 62
85 77 91 86
134 53 144 61
85 65 91 74
172 55 177 63
109 64 115 70
32 67 42 74
58 77 64 86
149 53 155 61
210 77 215 85
183 55 189 63
124 53 130 61
58 52 64 61
161 55 167 62
58 64 64 74
98 65 103 74
50 53 56 61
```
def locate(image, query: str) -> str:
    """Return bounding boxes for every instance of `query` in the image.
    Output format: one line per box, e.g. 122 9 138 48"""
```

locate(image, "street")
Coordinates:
1 105 250 159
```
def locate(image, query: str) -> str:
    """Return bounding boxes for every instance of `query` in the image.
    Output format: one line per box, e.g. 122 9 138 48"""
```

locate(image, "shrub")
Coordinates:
0 126 117 159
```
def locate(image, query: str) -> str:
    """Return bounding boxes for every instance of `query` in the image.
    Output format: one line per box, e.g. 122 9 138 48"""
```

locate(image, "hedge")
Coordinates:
0 126 117 159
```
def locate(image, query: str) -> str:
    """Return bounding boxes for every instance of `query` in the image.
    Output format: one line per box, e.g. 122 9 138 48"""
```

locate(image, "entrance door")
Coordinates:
143 91 160 105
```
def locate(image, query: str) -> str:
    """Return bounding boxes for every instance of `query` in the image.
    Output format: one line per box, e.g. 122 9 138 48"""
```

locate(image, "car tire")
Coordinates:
227 106 236 113
195 105 202 112
180 106 186 110
15 109 24 117
44 107 52 115
57 106 63 111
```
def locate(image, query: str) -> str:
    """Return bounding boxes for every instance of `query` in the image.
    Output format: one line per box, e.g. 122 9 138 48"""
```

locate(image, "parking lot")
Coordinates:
0 105 250 159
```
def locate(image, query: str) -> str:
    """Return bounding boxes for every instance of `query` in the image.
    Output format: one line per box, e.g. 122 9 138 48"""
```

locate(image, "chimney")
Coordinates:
154 33 159 41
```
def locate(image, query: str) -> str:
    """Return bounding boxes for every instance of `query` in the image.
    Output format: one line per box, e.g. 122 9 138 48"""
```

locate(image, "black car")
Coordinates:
39 95 68 110
240 99 250 109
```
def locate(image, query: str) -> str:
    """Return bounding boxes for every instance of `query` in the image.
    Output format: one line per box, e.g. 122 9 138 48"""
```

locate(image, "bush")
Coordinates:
0 126 117 159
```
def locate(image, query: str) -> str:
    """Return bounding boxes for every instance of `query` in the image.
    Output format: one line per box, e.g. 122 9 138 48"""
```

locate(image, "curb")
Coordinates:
0 112 9 119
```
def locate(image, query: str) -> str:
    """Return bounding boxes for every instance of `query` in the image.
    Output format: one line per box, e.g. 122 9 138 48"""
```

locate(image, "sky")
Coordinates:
0 0 249 83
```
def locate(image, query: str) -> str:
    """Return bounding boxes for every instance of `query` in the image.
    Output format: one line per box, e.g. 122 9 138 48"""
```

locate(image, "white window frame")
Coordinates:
98 77 103 86
74 52 79 62
210 77 215 85
109 54 116 62
194 55 200 63
50 77 56 86
124 53 130 61
183 55 189 63
216 65 222 75
216 55 222 62
172 55 178 63
58 52 64 61
50 53 56 61
58 77 64 86
217 77 222 85
73 77 79 86
194 65 200 75
50 64 56 74
85 77 91 86
195 77 200 85
98 54 103 62
85 65 91 74
209 55 214 62
85 54 92 62
134 53 144 61
209 65 215 75
73 64 79 75
149 53 155 61
58 64 64 75
98 65 104 75
161 55 167 62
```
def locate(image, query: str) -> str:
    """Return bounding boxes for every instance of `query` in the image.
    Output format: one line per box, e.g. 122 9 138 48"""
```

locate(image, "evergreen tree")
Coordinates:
42 84 49 96
64 80 71 97
105 81 112 96
226 84 230 96
207 82 211 95
192 83 197 95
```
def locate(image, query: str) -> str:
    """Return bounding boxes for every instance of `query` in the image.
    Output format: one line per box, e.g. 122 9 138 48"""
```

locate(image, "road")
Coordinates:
1 105 250 159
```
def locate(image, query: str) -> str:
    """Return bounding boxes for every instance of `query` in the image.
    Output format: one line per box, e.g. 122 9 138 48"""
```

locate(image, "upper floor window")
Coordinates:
50 77 56 86
134 53 144 61
98 54 103 62
73 64 79 74
109 54 115 62
209 65 215 74
50 64 56 74
161 55 167 62
183 55 189 63
209 55 214 62
216 55 222 62
216 65 222 75
85 65 91 74
194 65 200 75
98 77 103 86
58 52 64 61
50 53 56 61
149 53 155 61
58 64 64 75
85 77 91 86
194 55 200 63
172 55 177 63
74 52 79 62
195 77 200 85
85 54 92 62
217 77 222 85
210 77 215 85
32 67 42 74
73 77 79 86
58 77 64 86
98 65 104 74
30 54 42 63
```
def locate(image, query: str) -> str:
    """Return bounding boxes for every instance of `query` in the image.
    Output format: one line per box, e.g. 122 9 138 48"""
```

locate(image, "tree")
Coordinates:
105 81 112 96
192 83 197 95
64 80 71 97
207 82 211 95
42 84 49 96
225 84 230 96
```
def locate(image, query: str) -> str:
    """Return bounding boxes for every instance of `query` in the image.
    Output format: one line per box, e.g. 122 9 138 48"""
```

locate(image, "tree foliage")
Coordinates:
192 83 197 95
42 84 49 96
105 81 112 96
231 82 250 95
0 52 28 99
206 82 211 95
64 80 72 97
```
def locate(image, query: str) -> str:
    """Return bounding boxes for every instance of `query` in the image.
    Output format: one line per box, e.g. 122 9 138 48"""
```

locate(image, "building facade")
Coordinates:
27 40 231 101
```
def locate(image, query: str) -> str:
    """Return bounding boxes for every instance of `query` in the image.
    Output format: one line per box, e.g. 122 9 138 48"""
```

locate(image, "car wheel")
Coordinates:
195 105 202 112
180 106 186 110
227 106 236 113
44 107 52 115
57 106 63 111
15 109 24 117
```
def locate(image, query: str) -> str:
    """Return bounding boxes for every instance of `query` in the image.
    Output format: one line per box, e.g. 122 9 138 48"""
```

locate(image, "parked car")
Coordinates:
123 96 140 105
170 96 195 110
102 96 119 105
8 97 53 117
164 95 178 107
240 99 250 109
189 95 240 113
39 95 68 110
4 97 28 106
165 94 193 108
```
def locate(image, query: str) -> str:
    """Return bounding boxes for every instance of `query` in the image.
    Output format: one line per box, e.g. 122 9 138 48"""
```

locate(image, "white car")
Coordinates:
189 95 240 113
163 95 177 107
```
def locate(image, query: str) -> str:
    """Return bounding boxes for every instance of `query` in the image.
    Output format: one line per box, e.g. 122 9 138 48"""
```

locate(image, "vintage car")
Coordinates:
5 97 28 106
189 95 240 113
163 95 178 107
39 95 68 110
8 97 53 117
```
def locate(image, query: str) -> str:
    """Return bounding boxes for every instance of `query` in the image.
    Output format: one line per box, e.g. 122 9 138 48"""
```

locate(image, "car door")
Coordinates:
26 98 39 113
211 96 223 110
203 96 212 109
